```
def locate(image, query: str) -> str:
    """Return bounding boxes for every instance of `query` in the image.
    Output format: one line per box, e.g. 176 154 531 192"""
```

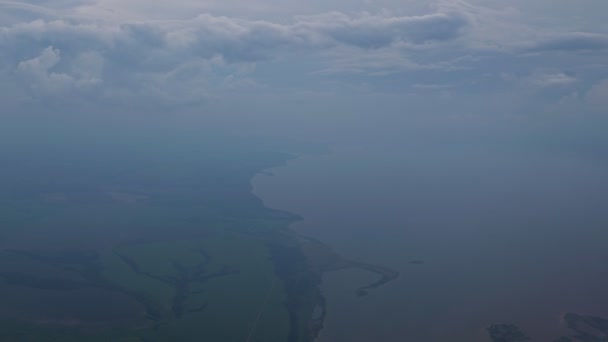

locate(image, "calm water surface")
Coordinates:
252 142 608 341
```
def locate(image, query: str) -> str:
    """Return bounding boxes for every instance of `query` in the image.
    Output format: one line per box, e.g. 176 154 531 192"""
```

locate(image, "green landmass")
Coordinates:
0 121 396 341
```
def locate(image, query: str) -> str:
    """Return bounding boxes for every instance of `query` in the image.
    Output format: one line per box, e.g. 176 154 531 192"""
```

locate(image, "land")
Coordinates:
0 126 397 341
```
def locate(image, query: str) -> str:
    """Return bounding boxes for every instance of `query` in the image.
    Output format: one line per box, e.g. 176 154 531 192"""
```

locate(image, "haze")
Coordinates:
1 1 608 341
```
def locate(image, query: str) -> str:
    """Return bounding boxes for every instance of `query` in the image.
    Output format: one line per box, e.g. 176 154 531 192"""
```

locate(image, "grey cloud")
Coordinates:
294 11 470 49
2 0 606 111
1 10 467 65
15 45 102 95
0 9 471 101
527 33 608 53
0 19 119 64
0 1 58 25
585 79 608 109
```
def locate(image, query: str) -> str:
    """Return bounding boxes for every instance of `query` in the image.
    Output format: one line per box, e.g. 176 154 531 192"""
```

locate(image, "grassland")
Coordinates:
0 126 322 341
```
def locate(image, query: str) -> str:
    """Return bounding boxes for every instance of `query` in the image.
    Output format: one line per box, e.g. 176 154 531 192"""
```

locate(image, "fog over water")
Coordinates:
253 134 608 341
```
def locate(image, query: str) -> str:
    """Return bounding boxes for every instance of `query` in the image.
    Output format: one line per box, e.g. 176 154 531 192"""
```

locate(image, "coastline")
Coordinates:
251 143 608 342
251 154 400 342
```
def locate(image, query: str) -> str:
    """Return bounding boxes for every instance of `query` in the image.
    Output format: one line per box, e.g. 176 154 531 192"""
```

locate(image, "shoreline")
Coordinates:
251 155 400 342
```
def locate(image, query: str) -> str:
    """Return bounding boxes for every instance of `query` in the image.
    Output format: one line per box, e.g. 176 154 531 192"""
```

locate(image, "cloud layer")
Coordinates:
0 6 474 101
0 0 607 113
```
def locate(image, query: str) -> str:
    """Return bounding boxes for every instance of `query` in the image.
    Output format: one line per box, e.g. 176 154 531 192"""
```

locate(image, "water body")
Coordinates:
253 141 608 341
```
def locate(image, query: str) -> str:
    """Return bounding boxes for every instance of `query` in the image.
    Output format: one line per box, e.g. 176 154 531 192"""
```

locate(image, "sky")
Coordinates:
1 0 607 142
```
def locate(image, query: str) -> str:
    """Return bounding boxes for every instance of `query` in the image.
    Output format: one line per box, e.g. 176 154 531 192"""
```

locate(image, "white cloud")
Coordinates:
527 71 577 87
16 45 104 94
16 46 74 92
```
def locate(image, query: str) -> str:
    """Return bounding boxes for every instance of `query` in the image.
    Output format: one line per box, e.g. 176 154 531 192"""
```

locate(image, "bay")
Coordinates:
253 141 608 341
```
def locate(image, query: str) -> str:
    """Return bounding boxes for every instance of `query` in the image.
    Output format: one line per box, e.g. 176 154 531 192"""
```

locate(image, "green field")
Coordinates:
0 122 325 341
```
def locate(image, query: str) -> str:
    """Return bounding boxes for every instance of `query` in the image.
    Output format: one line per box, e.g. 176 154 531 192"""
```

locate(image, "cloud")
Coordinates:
0 1 57 24
527 71 576 87
585 79 608 110
294 11 469 48
526 33 608 53
17 46 73 92
0 0 607 111
412 83 453 90
0 8 471 102
15 45 103 94
1 10 469 61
